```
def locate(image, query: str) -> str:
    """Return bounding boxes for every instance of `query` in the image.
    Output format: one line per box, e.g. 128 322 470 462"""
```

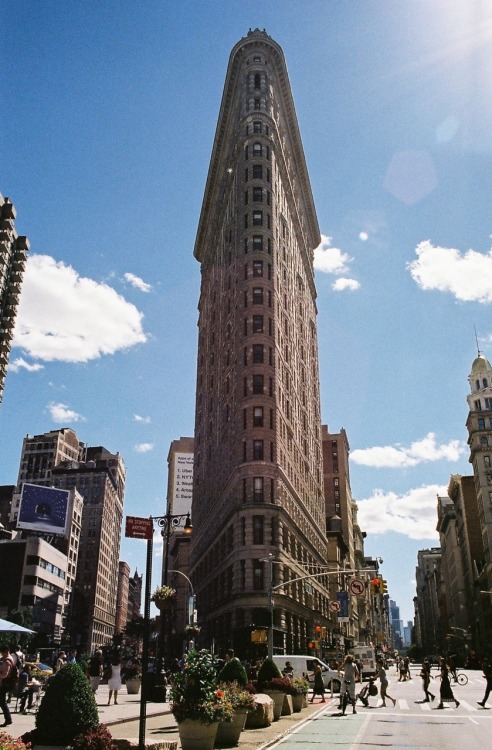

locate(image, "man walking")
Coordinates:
0 644 14 728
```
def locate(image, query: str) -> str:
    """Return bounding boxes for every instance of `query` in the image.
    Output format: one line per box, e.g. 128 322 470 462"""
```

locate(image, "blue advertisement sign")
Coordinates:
18 483 70 537
337 591 350 622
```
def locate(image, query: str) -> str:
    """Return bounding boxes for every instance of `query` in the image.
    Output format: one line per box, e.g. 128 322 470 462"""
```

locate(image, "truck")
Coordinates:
351 644 377 680
272 655 341 692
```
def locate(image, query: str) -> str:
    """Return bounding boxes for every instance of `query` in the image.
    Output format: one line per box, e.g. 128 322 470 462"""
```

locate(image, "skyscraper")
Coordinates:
0 194 29 403
190 30 330 655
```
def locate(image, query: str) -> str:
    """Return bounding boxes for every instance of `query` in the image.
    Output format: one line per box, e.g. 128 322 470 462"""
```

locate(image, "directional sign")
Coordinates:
349 578 365 596
329 600 340 612
125 516 153 540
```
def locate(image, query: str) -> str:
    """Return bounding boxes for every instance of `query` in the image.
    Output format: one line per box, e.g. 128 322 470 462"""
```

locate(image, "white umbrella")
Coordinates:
0 617 36 633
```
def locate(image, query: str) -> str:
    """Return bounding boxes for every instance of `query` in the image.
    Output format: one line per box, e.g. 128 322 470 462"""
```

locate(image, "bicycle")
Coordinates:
453 672 468 685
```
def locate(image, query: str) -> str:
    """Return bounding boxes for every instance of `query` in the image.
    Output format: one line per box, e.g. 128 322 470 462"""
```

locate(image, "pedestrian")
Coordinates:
54 650 67 672
0 644 14 728
338 654 359 714
419 659 435 702
18 665 40 713
88 649 104 693
309 661 326 704
398 658 407 681
67 649 78 664
282 661 294 679
376 658 396 707
107 653 122 705
436 659 459 709
477 657 492 708
404 656 411 679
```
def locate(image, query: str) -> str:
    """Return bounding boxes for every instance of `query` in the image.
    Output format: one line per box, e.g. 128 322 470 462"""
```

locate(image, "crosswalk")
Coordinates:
323 695 490 713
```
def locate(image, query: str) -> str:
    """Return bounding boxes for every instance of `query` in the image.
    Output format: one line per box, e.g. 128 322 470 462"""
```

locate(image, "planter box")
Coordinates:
215 708 248 747
178 719 218 750
291 694 304 712
263 690 285 721
281 694 293 716
126 678 141 694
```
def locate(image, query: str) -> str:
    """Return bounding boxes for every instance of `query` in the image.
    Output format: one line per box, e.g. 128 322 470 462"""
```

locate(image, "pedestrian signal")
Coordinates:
371 578 381 594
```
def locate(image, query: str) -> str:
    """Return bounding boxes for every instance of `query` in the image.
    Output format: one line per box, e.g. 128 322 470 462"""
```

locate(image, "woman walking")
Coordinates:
107 653 122 705
377 659 396 707
309 661 326 703
420 660 435 702
437 659 459 709
339 654 359 714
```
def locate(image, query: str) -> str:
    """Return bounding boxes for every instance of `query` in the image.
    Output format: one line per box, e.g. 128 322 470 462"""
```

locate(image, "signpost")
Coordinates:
125 516 153 540
348 578 365 596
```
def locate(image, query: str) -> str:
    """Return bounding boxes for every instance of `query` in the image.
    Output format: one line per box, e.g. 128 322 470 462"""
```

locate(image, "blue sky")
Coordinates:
2 1 492 624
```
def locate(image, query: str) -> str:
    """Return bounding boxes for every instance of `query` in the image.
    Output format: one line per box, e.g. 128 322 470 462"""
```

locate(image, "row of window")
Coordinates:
245 120 270 136
23 574 63 596
475 378 489 390
244 287 272 306
244 187 271 205
245 165 271 182
245 143 270 160
26 554 66 579
243 439 274 462
475 401 492 413
244 344 273 366
244 210 271 228
243 405 274 429
244 374 274 396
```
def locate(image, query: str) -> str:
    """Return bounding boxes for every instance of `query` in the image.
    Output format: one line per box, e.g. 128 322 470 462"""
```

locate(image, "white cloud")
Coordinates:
47 401 85 423
357 484 445 540
13 254 147 363
134 414 151 424
314 235 353 275
135 443 154 453
351 432 464 468
332 278 361 292
124 272 152 293
8 357 44 373
408 240 492 303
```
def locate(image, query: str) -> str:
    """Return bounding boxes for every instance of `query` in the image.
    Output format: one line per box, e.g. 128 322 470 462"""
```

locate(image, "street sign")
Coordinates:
349 578 365 596
125 516 153 540
329 600 340 612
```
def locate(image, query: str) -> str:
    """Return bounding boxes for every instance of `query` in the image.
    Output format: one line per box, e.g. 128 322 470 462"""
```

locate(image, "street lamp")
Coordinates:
156 512 193 586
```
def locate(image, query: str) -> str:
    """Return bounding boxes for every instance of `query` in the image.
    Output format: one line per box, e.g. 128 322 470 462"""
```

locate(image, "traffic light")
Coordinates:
382 579 388 594
371 578 381 594
315 625 322 635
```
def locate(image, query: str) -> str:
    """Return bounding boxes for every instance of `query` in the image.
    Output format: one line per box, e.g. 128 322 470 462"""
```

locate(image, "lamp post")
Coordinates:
154 512 192 664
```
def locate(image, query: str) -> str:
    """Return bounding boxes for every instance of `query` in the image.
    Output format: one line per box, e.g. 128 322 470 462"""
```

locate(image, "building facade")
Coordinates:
0 194 29 403
13 429 125 651
190 29 330 656
466 352 492 649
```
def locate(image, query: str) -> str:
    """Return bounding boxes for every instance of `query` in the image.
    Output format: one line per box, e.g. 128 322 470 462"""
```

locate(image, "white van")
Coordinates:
272 655 341 692
351 644 377 680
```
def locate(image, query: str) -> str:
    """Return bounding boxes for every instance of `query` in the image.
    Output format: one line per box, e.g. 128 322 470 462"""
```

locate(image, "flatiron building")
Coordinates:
190 30 330 655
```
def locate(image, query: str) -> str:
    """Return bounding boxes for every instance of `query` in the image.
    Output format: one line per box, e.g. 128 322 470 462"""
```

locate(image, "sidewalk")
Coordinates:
5 684 331 749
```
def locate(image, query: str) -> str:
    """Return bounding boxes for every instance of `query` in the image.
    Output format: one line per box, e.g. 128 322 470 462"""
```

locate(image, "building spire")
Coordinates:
474 324 481 356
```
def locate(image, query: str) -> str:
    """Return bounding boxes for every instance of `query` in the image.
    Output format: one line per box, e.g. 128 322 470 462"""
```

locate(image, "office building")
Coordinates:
190 29 330 655
14 429 125 650
0 194 29 403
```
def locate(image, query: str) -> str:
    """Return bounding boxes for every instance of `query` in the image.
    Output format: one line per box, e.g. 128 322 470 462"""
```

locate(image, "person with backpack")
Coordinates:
0 644 15 727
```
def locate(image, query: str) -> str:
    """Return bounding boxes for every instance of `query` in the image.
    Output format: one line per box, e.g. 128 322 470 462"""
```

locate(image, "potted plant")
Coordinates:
289 676 309 712
71 725 113 750
122 663 142 694
218 658 248 686
171 650 233 750
215 682 256 747
151 585 177 611
185 623 201 636
256 659 287 721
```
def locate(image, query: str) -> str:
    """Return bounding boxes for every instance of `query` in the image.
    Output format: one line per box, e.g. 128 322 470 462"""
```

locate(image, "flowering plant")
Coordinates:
263 676 293 692
184 623 201 635
171 650 233 725
0 732 29 750
289 676 309 695
122 663 142 680
218 681 256 711
151 585 177 603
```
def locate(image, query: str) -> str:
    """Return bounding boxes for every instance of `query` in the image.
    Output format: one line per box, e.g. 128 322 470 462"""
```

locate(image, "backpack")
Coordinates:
2 658 19 691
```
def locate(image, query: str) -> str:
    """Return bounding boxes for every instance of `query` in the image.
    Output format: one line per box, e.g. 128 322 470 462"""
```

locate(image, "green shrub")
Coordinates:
218 658 248 686
256 658 282 690
35 663 99 745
